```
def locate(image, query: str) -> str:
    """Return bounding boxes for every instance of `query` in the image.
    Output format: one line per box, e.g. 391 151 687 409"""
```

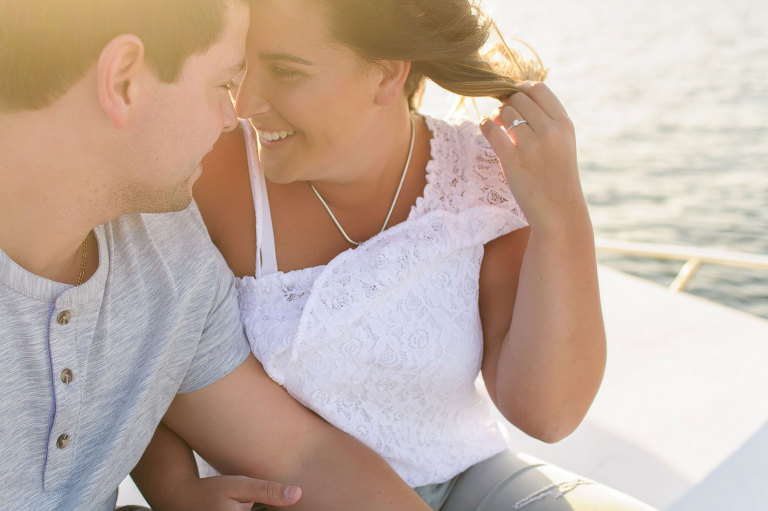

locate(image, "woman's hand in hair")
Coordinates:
480 82 588 233
479 83 604 440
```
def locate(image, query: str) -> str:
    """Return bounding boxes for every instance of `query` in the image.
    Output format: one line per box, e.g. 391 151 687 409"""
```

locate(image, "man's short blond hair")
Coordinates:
0 0 243 111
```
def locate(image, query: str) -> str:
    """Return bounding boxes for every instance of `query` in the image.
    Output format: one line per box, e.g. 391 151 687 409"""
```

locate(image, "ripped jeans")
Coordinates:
413 451 657 511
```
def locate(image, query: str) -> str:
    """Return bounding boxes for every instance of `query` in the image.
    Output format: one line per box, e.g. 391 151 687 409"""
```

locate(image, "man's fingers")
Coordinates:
221 475 302 507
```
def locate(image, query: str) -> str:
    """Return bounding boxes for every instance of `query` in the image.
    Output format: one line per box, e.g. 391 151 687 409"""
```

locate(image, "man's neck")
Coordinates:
0 112 108 283
0 201 98 285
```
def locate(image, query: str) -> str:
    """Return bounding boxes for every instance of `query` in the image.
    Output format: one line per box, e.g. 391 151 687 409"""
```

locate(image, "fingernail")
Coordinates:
480 116 502 129
284 485 301 500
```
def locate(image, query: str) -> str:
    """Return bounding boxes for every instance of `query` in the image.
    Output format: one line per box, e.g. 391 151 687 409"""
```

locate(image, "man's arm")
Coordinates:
151 355 430 510
132 422 302 510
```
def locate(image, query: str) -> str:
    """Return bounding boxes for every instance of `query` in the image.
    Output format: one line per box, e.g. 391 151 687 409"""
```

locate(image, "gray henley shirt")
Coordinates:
0 204 250 510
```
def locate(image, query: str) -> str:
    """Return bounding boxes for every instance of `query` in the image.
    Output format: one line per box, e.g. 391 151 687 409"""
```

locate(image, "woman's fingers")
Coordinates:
496 82 569 131
480 82 582 229
490 103 531 147
503 91 549 130
491 81 565 134
480 116 519 163
515 81 569 120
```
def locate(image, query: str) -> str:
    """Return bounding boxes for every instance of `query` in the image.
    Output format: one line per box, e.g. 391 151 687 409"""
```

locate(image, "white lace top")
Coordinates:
238 116 528 486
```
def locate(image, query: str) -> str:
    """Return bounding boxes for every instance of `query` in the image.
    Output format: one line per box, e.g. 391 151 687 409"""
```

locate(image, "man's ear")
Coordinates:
373 60 412 107
96 34 146 128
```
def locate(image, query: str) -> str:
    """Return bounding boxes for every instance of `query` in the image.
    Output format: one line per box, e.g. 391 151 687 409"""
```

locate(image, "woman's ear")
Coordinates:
373 60 412 106
96 34 146 128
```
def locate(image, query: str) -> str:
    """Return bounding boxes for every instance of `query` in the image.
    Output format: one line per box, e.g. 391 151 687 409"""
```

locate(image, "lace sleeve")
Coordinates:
461 120 527 223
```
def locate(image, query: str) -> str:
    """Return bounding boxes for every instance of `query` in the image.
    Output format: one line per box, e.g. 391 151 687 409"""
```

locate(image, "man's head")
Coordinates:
0 0 249 213
1 0 235 111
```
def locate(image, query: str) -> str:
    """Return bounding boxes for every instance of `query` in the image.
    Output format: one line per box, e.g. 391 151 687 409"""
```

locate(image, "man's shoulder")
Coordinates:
110 201 211 249
143 202 213 249
106 203 228 289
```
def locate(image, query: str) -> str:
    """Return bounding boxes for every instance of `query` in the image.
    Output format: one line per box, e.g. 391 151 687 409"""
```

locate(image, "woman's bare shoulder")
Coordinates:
194 127 248 209
192 126 256 277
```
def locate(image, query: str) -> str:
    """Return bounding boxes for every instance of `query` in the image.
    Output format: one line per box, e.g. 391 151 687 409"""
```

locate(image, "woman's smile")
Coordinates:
256 128 297 145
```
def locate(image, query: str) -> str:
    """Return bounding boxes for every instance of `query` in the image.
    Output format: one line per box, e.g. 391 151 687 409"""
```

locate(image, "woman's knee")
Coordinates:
441 451 657 511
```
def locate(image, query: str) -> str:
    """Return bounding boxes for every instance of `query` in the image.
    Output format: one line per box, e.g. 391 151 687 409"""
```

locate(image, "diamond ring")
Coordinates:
506 119 528 132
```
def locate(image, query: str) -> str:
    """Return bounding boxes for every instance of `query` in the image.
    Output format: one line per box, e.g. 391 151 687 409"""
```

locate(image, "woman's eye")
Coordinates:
272 66 300 79
224 79 240 91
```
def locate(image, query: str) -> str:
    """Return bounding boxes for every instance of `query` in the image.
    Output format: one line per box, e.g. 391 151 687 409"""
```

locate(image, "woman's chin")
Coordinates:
260 161 300 185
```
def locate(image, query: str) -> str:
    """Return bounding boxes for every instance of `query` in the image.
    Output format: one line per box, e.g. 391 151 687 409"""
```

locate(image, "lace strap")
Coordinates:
241 120 278 277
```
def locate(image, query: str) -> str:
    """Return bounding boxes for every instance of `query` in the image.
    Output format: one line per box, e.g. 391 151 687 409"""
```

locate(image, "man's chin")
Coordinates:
136 189 193 215
164 195 194 213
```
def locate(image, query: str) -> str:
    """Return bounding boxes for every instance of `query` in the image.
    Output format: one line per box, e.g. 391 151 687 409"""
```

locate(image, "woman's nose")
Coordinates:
235 73 270 119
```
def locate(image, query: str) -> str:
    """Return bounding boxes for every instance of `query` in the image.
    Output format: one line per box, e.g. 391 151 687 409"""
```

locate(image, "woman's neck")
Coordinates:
307 109 420 212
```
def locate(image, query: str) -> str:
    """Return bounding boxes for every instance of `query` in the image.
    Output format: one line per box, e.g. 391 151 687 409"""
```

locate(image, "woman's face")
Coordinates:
236 0 384 184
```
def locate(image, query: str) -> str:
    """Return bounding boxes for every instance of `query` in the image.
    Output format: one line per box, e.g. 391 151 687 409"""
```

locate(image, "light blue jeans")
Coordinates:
414 451 657 511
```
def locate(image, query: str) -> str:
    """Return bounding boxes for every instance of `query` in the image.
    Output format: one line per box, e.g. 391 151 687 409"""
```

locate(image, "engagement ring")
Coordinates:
506 119 528 132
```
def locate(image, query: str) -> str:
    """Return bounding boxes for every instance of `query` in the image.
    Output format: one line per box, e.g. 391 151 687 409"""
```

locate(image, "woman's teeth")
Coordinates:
259 129 296 142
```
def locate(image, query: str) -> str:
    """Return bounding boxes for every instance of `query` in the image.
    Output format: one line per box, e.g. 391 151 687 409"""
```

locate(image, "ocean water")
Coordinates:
421 0 768 319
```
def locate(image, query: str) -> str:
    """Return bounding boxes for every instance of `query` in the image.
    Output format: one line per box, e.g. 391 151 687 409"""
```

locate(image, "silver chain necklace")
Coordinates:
309 117 415 247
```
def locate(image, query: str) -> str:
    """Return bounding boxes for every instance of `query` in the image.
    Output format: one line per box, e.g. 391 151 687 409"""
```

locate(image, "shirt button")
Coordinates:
57 310 72 325
61 369 74 385
56 434 70 449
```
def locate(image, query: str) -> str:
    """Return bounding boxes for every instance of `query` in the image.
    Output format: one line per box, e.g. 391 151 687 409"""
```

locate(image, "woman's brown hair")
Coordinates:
322 0 546 109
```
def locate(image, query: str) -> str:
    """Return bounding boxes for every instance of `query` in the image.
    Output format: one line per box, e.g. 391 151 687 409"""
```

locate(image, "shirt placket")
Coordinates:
43 303 82 491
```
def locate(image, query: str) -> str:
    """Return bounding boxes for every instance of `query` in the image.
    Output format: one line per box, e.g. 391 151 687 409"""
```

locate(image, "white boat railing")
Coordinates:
595 238 768 292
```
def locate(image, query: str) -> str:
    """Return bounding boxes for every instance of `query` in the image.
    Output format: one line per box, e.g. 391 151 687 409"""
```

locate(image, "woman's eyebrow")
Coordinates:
258 52 314 65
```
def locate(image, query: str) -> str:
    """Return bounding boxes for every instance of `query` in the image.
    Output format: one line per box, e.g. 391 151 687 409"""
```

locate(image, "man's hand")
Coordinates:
175 474 301 510
131 422 302 511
